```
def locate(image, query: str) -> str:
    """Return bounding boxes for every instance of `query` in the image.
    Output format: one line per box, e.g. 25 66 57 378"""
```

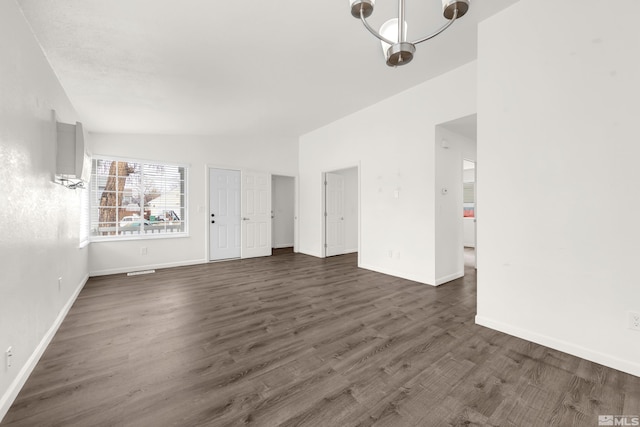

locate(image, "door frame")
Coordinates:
463 158 477 269
271 174 297 250
321 164 360 263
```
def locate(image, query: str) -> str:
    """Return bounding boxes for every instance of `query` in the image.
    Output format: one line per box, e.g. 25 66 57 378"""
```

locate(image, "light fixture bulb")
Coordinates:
379 19 414 67
379 19 407 55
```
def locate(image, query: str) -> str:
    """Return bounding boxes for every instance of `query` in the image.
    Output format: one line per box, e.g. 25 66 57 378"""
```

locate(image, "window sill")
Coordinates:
90 232 189 243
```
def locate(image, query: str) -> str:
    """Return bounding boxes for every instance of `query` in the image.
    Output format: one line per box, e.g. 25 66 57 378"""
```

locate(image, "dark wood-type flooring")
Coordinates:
3 249 639 426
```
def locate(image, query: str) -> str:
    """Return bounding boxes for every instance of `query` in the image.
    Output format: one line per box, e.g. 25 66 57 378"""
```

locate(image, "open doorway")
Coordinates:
271 175 295 254
463 159 476 269
434 114 477 285
323 166 358 257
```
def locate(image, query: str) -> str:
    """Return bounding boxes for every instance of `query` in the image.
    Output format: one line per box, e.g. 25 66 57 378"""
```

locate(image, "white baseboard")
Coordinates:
435 271 464 286
475 315 640 378
90 259 208 277
358 263 434 286
0 274 89 422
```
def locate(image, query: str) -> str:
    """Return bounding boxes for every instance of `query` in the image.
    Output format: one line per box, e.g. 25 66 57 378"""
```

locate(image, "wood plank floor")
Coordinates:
3 250 639 426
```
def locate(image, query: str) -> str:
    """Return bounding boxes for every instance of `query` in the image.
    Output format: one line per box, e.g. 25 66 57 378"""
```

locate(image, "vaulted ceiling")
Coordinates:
18 0 519 137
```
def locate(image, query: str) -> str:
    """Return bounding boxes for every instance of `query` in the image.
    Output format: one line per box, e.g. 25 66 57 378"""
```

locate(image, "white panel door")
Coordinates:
325 172 345 257
209 168 241 261
241 170 272 258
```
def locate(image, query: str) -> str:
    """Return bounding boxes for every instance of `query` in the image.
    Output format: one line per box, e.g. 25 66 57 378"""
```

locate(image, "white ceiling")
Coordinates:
17 0 519 137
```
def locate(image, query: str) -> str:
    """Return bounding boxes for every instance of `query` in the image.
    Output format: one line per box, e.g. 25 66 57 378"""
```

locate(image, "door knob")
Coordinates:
211 220 215 223
242 217 250 221
211 213 215 217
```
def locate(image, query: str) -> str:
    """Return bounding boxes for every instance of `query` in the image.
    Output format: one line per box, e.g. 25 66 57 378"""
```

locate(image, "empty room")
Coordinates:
1 0 639 426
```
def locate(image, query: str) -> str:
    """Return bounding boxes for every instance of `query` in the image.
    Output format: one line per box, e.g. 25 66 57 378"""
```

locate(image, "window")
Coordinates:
89 157 187 241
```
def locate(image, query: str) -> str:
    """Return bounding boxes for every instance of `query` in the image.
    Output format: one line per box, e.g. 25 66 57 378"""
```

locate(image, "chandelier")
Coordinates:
349 0 470 67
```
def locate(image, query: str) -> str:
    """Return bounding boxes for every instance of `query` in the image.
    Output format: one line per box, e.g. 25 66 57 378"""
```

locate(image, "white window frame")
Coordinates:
89 155 189 242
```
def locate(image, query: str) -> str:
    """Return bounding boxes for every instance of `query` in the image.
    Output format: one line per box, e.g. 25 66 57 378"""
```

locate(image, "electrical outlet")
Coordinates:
630 311 640 331
6 347 12 369
140 247 147 255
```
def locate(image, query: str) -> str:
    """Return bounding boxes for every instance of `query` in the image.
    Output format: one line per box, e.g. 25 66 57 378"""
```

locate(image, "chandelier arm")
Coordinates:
359 8 395 46
411 8 458 45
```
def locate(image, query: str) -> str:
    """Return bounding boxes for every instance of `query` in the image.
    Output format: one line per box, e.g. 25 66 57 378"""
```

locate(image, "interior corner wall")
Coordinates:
477 0 640 376
298 62 477 285
0 0 89 420
434 127 476 285
88 133 298 275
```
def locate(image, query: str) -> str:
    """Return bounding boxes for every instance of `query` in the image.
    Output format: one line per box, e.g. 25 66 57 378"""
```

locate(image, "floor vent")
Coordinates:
127 269 156 276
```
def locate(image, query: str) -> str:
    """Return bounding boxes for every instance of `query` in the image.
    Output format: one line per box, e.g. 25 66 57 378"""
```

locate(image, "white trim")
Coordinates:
435 271 464 286
475 315 640 378
357 163 361 267
294 175 299 253
89 258 208 277
0 274 89 422
358 263 434 286
321 171 327 258
90 232 189 243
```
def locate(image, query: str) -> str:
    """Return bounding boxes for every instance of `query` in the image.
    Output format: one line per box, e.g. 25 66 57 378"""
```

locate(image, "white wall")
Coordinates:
434 126 477 284
299 62 476 285
0 0 89 419
330 167 358 254
477 0 640 376
88 133 298 275
272 175 295 248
